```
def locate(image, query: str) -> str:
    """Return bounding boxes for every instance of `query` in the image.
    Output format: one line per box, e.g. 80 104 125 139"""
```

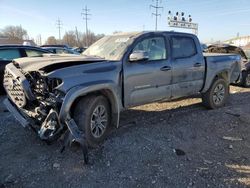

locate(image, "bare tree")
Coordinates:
80 30 104 47
45 36 57 45
1 25 28 41
62 31 78 47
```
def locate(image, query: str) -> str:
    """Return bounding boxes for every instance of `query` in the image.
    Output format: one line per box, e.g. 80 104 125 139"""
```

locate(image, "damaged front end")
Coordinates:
25 71 64 141
3 62 88 163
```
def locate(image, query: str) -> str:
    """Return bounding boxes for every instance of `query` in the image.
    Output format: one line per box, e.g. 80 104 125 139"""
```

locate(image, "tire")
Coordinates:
202 78 229 109
73 95 111 148
241 71 250 88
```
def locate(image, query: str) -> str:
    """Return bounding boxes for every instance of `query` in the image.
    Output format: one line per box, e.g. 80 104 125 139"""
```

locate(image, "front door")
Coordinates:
123 35 172 107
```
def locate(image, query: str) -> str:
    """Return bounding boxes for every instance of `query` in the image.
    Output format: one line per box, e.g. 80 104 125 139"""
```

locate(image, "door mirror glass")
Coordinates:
129 51 149 62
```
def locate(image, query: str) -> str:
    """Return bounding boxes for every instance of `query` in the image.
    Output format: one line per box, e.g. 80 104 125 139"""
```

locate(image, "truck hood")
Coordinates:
13 54 106 72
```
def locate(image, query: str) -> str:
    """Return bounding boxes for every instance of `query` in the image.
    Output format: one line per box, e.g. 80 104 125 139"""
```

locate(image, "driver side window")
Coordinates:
133 37 167 61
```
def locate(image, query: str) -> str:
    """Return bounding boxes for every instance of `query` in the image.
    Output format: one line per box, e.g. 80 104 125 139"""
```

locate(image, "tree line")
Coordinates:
0 25 105 47
46 30 104 47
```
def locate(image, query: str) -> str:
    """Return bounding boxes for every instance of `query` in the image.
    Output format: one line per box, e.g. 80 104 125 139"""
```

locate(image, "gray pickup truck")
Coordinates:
3 31 241 156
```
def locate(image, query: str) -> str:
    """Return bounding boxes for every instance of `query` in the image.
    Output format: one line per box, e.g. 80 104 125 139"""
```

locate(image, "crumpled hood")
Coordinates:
13 54 106 72
206 45 248 60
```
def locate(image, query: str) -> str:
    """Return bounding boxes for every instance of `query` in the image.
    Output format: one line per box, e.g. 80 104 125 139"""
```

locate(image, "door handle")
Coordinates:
194 63 202 67
160 66 172 71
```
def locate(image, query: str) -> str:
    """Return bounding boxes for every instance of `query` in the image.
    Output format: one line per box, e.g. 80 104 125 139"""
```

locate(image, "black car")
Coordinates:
42 46 80 55
40 44 70 49
72 47 87 53
0 45 50 93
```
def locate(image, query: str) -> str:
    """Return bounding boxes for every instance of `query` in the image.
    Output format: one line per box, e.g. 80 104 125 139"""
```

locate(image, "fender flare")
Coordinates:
59 81 121 128
201 69 230 93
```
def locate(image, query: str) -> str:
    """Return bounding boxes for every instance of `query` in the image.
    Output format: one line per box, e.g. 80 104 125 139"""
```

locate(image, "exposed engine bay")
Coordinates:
3 62 88 163
12 69 64 141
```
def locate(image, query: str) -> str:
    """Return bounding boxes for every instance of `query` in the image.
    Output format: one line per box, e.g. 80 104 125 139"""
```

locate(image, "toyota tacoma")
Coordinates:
3 31 241 162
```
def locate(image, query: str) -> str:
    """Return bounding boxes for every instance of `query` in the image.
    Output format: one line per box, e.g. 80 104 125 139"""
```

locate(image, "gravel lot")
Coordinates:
0 85 250 188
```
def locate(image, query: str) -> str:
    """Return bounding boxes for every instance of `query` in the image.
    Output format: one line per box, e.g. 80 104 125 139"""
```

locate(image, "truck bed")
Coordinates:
202 52 241 92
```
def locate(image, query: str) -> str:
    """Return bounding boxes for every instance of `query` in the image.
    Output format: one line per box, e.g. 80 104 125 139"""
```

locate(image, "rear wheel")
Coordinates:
73 95 111 148
202 78 229 109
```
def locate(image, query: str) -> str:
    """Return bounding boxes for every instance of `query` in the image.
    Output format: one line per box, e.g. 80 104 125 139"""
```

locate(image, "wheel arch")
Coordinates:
59 83 121 128
216 71 229 82
202 70 230 93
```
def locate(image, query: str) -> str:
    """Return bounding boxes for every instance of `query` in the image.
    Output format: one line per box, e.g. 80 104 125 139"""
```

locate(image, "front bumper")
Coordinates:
4 98 30 128
4 98 89 163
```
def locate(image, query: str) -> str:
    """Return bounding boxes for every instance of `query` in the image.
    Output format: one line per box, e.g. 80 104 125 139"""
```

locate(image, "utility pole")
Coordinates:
36 34 42 45
150 0 163 31
39 34 42 45
75 26 80 46
56 18 63 40
81 5 91 47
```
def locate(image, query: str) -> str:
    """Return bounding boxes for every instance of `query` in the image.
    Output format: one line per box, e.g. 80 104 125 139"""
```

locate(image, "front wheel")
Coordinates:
73 95 111 148
202 78 229 109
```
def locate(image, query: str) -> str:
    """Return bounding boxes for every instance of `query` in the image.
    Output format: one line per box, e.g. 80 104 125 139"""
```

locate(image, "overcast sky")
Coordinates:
0 0 250 43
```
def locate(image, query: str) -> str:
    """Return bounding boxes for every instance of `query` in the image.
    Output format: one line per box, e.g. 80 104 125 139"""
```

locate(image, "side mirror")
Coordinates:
129 51 149 62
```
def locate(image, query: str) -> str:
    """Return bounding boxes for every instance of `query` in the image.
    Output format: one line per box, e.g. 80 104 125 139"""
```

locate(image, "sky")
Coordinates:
0 0 250 44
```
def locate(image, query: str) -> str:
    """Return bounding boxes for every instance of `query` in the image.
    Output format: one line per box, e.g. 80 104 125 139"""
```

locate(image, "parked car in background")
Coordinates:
72 47 87 54
0 45 50 93
40 44 70 49
42 46 80 55
206 44 250 87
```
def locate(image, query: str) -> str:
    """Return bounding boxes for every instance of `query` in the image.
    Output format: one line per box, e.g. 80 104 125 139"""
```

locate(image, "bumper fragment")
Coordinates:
3 98 29 128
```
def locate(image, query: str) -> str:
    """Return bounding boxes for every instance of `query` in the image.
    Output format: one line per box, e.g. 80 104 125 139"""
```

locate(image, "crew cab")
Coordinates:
3 31 241 160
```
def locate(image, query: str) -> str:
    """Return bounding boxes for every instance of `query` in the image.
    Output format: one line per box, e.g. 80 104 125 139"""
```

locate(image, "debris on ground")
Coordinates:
222 136 243 141
0 86 250 187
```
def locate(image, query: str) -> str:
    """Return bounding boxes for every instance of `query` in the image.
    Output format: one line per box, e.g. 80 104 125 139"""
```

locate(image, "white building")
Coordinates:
224 36 250 47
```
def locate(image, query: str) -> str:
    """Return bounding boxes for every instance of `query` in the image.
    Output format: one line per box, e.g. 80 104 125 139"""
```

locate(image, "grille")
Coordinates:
3 70 27 108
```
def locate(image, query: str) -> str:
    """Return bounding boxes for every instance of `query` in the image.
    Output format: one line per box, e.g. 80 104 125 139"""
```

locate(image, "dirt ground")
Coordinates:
0 85 250 188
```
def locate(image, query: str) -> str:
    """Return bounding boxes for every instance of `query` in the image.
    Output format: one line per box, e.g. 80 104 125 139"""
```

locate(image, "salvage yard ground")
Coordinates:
0 85 250 188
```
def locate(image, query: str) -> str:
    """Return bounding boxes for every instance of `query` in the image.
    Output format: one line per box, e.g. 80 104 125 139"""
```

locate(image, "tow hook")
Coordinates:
61 118 89 164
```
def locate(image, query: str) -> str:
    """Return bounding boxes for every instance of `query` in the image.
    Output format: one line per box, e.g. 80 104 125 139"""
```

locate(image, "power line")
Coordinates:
56 18 63 40
150 0 163 31
81 5 91 46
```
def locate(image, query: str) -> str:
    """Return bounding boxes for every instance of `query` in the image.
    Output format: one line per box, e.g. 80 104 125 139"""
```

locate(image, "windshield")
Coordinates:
244 49 250 59
82 34 135 61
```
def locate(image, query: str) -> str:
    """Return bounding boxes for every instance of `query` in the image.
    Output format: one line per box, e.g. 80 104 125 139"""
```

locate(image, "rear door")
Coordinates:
170 35 205 98
123 34 172 107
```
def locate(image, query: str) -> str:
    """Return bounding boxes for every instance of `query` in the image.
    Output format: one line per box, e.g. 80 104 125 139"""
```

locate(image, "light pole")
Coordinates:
168 11 198 35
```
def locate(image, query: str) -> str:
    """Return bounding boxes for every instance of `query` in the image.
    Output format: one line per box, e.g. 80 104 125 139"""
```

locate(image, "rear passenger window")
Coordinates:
171 37 197 59
25 49 44 57
0 49 21 60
